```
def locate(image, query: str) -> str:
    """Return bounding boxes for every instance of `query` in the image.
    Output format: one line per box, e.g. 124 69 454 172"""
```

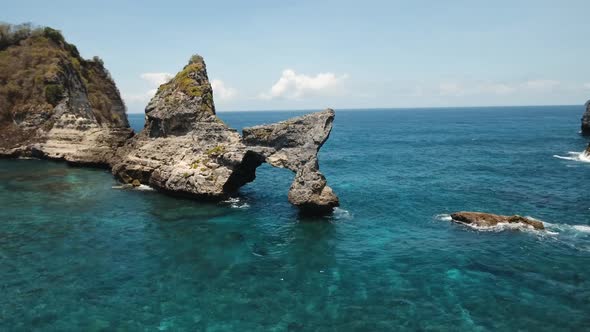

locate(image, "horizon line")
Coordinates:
126 104 584 114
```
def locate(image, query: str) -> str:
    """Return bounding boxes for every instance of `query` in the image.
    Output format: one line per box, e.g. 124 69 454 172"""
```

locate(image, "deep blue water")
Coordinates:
1 106 590 331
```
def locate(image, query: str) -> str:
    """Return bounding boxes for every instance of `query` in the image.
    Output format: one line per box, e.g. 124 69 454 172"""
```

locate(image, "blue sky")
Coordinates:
3 0 590 112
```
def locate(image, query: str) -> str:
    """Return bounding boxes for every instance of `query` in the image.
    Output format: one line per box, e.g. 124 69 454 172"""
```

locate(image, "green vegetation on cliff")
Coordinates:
0 23 128 130
155 54 215 115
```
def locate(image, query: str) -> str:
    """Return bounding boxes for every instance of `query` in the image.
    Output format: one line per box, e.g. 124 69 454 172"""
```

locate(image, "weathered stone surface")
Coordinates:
111 55 251 199
450 211 544 230
243 109 339 214
0 27 132 166
582 100 590 135
1 30 340 215
112 55 339 214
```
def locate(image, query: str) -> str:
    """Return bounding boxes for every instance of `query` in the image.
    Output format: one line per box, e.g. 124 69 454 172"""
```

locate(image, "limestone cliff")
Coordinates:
0 23 339 214
112 55 339 214
0 24 131 166
582 100 590 135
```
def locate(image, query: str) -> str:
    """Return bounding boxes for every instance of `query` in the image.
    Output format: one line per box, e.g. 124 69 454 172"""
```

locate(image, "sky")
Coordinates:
3 0 590 113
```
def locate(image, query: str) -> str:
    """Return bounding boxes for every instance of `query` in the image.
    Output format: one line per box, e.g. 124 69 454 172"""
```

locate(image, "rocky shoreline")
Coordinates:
0 26 339 215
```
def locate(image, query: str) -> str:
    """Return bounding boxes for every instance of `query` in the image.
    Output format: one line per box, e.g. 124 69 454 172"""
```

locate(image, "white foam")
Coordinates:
435 214 453 221
573 225 590 233
553 151 590 163
332 207 353 220
222 197 250 209
456 221 540 233
111 184 155 191
135 184 155 191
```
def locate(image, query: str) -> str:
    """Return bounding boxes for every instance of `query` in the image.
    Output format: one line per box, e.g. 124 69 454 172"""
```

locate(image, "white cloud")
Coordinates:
583 83 590 90
139 72 174 86
122 89 158 103
259 69 348 100
211 79 236 101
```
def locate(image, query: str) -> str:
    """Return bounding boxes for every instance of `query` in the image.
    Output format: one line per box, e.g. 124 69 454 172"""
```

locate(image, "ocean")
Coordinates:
1 106 589 331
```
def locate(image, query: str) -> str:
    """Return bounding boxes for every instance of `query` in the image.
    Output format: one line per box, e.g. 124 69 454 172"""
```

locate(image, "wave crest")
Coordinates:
222 197 250 209
553 151 590 163
332 207 353 220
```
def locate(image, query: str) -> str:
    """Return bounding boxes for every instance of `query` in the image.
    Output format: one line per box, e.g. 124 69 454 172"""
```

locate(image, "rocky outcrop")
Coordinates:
582 100 590 135
112 55 339 214
0 24 132 166
112 55 252 199
243 110 339 214
450 212 545 230
0 24 339 214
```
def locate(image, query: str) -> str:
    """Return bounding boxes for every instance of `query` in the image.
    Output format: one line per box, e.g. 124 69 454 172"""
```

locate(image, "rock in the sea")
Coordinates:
450 212 544 230
243 109 339 214
0 24 340 215
112 55 250 199
582 100 590 135
112 54 339 214
0 24 132 166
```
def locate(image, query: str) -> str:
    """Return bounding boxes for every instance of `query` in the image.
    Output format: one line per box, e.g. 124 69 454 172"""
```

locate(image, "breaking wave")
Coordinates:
112 184 155 191
222 197 250 209
331 207 353 221
553 151 590 163
434 214 452 222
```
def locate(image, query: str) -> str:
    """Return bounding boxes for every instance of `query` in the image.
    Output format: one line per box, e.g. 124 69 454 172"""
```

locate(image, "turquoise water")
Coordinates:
1 106 590 331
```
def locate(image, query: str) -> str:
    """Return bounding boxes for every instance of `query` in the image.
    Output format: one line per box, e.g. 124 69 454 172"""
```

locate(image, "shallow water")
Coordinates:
1 106 589 331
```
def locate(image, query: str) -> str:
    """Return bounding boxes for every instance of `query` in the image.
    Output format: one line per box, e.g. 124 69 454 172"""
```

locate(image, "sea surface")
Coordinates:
1 106 589 331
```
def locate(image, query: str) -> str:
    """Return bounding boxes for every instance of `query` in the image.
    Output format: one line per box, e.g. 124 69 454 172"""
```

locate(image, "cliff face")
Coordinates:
0 24 339 214
112 55 251 198
112 55 339 214
582 100 590 136
0 24 131 166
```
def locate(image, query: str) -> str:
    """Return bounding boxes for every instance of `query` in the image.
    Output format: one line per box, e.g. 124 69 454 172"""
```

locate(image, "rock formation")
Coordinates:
0 24 339 215
582 100 590 135
0 24 132 166
111 55 339 214
243 110 339 214
450 212 544 230
111 55 253 199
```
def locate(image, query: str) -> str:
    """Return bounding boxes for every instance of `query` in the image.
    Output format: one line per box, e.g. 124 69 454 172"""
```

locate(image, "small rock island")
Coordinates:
0 24 339 215
450 212 545 230
582 100 590 136
581 101 590 157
